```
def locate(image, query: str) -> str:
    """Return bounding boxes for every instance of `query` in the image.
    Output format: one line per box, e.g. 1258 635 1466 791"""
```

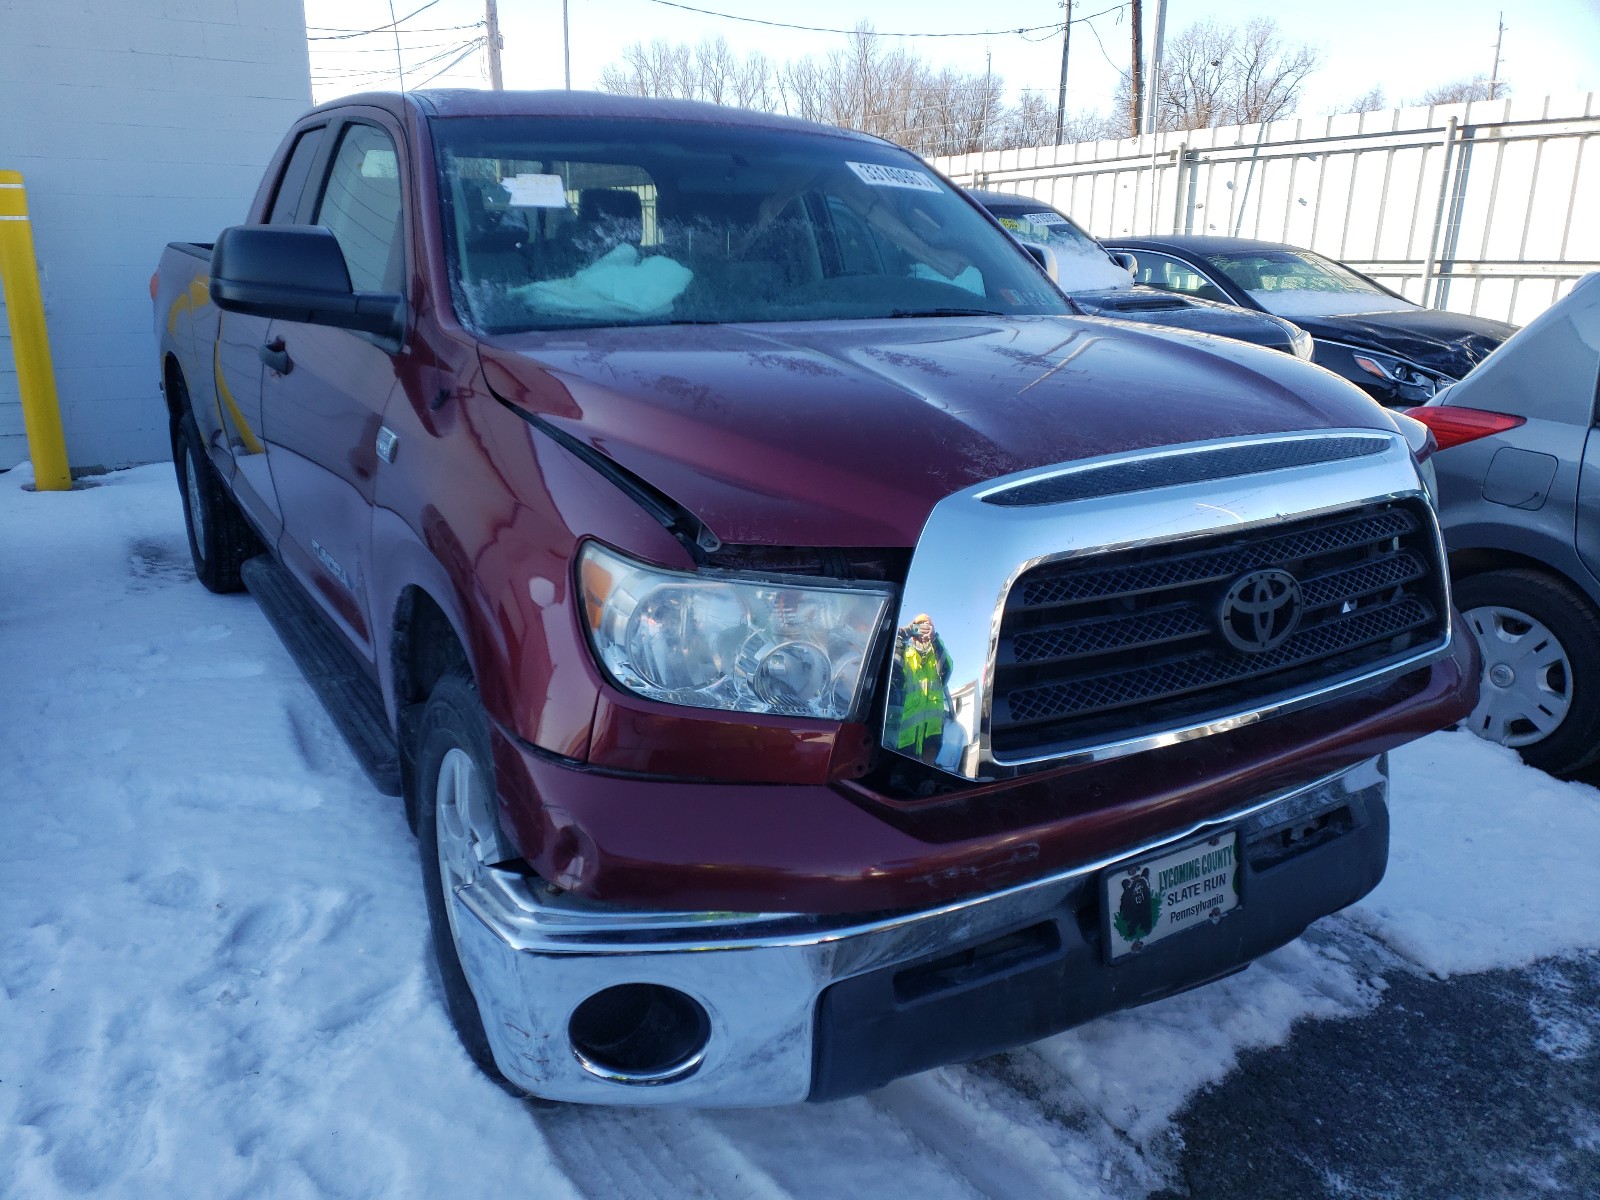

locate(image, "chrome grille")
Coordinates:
990 500 1448 758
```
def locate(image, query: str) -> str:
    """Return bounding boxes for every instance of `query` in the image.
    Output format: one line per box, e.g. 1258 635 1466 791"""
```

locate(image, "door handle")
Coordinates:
259 337 293 375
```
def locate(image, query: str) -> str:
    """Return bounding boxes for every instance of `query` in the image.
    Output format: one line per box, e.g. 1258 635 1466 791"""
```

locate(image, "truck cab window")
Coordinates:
266 126 325 225
315 124 404 293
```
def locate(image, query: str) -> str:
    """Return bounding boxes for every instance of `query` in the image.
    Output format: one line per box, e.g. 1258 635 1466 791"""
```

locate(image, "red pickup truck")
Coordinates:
152 90 1476 1106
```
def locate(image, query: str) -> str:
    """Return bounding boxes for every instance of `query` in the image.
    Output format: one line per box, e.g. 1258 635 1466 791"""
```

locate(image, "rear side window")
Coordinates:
1132 251 1230 303
315 123 404 293
266 126 326 225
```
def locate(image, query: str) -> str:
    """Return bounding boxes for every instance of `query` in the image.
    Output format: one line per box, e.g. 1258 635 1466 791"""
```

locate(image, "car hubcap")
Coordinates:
435 747 501 946
185 447 207 557
1463 604 1573 748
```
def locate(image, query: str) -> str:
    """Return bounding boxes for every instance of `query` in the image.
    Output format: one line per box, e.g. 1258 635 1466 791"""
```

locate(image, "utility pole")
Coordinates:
982 49 993 149
563 0 572 90
1143 0 1167 136
484 0 504 90
1129 0 1144 138
1054 0 1072 146
1488 11 1505 100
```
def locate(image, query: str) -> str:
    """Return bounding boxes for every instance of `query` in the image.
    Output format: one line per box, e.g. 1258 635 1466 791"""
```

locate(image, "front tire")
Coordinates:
412 671 534 1098
174 407 257 593
1455 568 1600 777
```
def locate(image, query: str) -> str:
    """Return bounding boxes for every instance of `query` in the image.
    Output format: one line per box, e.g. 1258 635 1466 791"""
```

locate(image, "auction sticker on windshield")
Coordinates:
1103 832 1239 960
846 161 942 192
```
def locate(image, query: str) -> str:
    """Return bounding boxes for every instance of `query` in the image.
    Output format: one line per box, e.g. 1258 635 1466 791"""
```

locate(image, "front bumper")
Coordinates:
452 754 1390 1106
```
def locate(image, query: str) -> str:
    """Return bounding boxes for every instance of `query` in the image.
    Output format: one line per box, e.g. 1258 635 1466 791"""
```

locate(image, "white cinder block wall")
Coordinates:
0 0 311 471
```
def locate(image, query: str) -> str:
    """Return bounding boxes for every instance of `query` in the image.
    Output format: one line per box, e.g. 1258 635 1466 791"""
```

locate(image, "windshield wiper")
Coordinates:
888 306 1005 318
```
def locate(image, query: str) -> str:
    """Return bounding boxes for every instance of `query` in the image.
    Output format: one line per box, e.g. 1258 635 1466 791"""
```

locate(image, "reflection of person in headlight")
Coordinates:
893 614 953 761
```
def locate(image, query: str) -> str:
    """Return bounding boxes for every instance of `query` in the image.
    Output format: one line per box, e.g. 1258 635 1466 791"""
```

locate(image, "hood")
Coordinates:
1290 306 1517 379
1072 287 1298 351
479 315 1395 547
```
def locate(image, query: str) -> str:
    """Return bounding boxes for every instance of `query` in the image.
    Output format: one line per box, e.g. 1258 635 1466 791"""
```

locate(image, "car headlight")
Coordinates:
1290 327 1314 360
1351 348 1444 397
578 541 894 721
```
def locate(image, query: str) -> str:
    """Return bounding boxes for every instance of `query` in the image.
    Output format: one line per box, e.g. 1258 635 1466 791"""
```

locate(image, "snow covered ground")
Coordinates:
3 462 1598 1199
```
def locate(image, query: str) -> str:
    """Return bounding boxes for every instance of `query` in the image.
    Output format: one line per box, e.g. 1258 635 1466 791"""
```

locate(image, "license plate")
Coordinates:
1103 831 1240 961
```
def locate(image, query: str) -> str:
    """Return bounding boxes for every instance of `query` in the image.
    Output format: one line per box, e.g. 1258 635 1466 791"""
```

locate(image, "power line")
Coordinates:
306 0 442 41
309 23 478 38
638 0 1059 38
413 38 489 88
634 0 1130 39
308 23 479 40
310 38 482 55
312 36 482 84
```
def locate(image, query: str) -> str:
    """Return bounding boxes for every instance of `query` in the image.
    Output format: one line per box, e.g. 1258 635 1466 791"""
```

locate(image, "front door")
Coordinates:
263 116 408 662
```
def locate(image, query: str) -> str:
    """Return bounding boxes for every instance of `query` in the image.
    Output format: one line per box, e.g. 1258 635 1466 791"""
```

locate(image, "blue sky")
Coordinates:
306 0 1600 117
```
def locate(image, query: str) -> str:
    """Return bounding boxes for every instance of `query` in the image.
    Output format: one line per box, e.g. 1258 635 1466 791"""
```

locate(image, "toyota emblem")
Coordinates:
1219 569 1303 653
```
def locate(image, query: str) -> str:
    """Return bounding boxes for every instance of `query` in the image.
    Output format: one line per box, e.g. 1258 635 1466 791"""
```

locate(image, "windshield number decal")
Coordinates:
846 161 941 193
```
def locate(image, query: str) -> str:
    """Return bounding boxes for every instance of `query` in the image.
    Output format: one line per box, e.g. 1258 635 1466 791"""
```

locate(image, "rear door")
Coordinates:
215 122 330 537
262 115 408 661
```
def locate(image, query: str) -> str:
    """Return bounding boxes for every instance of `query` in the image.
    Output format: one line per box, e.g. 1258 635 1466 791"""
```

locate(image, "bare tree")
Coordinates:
1232 18 1319 122
598 36 779 110
990 91 1116 150
598 25 1120 156
1331 86 1388 115
1415 76 1504 106
1151 17 1319 131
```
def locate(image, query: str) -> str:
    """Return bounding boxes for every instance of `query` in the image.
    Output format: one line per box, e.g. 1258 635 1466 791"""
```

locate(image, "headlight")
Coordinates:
578 541 893 721
1351 348 1442 397
1290 327 1314 360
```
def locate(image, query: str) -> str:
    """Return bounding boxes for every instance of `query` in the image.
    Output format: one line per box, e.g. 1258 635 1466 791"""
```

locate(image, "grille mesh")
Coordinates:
1018 509 1416 609
1010 605 1208 664
990 500 1446 757
1003 599 1433 723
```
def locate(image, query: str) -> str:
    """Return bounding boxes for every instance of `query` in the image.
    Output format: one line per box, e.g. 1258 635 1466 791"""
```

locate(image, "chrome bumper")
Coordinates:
451 755 1388 1106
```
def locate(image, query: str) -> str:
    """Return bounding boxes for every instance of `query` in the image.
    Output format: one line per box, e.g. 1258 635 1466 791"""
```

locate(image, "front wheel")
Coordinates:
412 671 535 1099
1455 568 1600 777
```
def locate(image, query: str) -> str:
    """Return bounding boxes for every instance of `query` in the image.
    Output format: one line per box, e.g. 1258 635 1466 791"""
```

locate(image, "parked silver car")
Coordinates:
1406 274 1600 776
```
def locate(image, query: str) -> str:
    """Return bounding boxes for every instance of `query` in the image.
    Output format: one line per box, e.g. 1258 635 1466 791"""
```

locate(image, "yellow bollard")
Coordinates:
0 170 71 490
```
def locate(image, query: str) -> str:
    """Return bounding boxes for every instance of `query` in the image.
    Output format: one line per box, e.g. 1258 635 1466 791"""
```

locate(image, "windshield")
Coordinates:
431 117 1069 332
1201 249 1414 318
982 202 1133 293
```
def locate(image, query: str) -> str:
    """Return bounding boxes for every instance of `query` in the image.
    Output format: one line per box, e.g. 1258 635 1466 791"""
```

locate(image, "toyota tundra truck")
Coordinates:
151 89 1477 1106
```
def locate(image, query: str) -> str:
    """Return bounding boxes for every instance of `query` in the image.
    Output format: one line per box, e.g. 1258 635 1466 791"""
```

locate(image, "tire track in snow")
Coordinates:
866 1065 1132 1198
535 1106 793 1199
698 1095 988 1200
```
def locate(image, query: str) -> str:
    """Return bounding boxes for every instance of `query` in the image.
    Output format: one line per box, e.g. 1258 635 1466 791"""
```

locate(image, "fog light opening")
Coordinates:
569 983 711 1085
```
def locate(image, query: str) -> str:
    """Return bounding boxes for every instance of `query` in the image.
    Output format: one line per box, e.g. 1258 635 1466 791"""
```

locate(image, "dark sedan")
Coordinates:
968 192 1313 358
1103 235 1517 405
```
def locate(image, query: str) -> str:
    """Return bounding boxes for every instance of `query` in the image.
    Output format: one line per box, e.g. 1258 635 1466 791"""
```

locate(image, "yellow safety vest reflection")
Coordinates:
896 641 948 756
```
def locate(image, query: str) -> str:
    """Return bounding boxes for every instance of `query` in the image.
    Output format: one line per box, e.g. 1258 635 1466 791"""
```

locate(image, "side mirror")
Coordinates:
1018 239 1061 283
1109 250 1138 276
210 225 403 341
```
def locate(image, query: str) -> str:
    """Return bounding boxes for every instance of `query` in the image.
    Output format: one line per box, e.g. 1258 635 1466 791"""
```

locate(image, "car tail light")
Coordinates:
1401 405 1525 451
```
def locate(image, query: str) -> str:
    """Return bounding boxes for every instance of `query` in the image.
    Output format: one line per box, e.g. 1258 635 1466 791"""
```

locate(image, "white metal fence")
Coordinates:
935 93 1600 326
